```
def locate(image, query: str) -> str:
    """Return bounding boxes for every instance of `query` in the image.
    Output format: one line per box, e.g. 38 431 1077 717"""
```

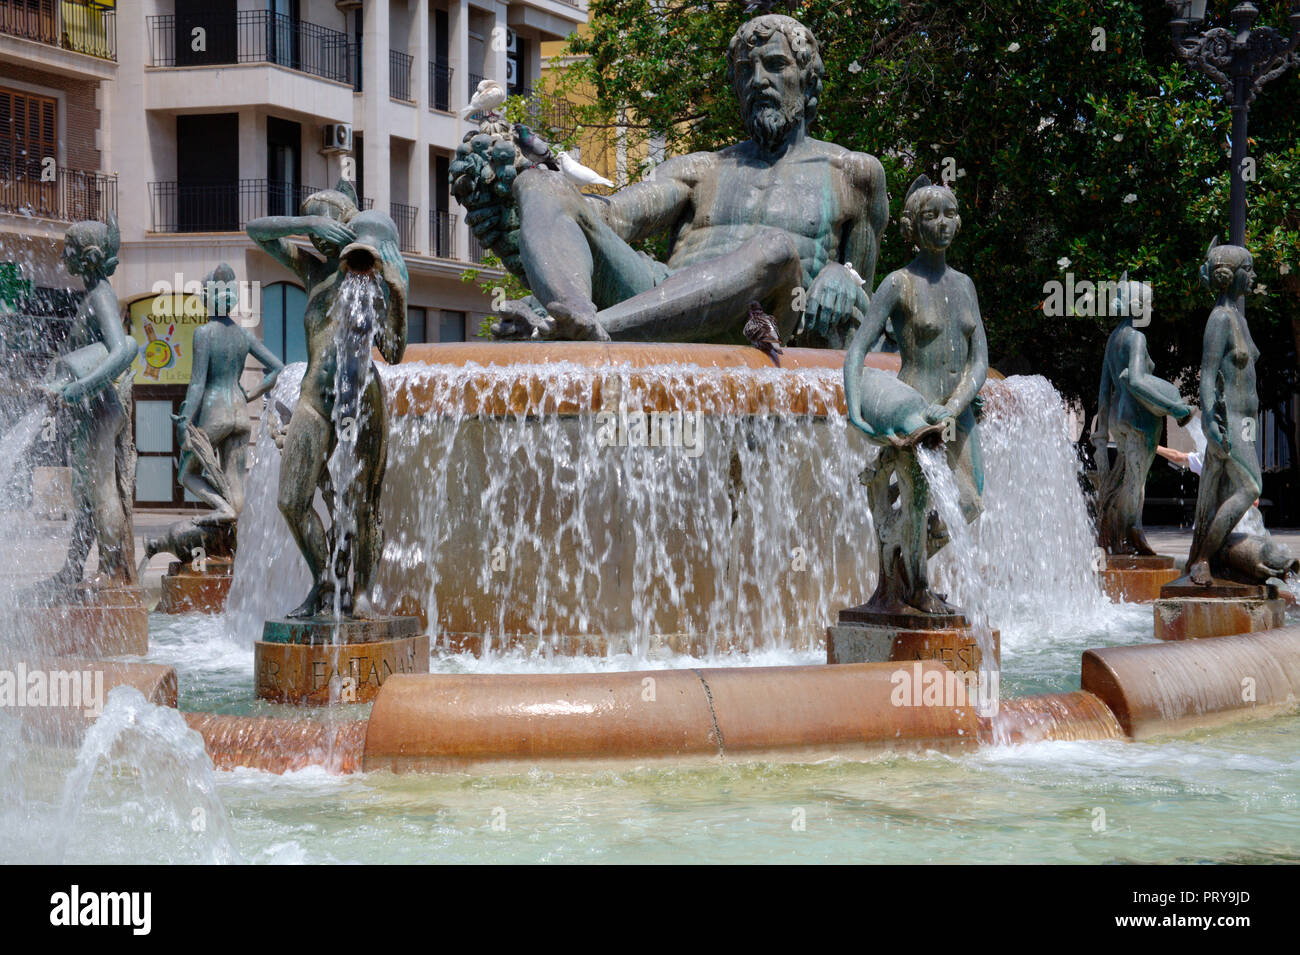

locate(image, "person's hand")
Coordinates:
305 216 355 249
803 263 861 340
39 381 69 404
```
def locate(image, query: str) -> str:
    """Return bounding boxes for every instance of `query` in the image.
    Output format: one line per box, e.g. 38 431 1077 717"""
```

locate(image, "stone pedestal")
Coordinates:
254 616 429 705
156 559 232 614
1099 554 1180 603
1154 578 1286 641
12 584 148 657
826 605 1000 675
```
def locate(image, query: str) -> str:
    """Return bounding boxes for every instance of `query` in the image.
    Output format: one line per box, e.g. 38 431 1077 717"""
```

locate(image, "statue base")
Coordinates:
826 605 999 676
254 616 428 705
13 584 148 657
1154 577 1285 641
1099 554 1180 603
156 559 232 614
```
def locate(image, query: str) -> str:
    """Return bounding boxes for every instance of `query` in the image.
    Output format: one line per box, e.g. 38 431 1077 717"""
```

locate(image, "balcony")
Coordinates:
0 0 116 61
146 180 372 234
146 11 354 86
389 49 413 102
429 61 453 113
390 202 417 253
0 163 117 223
430 209 456 258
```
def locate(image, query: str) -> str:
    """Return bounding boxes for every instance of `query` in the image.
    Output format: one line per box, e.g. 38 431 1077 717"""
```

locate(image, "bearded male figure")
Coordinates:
453 15 888 346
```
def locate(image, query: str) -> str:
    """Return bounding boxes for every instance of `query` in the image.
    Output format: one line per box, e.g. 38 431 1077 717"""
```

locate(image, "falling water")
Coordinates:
227 367 1110 658
54 687 241 864
0 405 46 504
326 270 384 622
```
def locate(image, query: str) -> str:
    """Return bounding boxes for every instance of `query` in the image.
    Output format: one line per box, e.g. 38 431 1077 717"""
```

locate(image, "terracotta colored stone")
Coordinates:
254 617 429 705
826 621 1000 675
1153 594 1285 641
183 712 367 774
1082 626 1300 738
1 655 177 745
156 563 232 614
361 662 978 773
1099 554 1180 603
979 691 1124 745
12 585 148 657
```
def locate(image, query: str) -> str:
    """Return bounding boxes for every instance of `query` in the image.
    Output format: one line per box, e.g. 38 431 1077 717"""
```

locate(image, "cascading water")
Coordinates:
228 364 1113 661
0 405 46 501
54 687 241 864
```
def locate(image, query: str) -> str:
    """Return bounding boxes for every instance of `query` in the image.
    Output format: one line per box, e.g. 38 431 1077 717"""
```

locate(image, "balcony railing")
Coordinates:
468 230 488 265
430 209 456 259
390 201 418 252
389 49 413 101
0 0 116 61
429 61 453 112
146 12 354 85
0 164 117 223
147 180 371 233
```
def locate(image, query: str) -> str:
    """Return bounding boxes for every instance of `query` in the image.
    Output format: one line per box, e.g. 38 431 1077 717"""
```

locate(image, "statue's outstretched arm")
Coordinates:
1122 330 1189 420
842 153 889 296
247 216 344 281
1093 350 1114 463
844 273 899 439
244 332 285 401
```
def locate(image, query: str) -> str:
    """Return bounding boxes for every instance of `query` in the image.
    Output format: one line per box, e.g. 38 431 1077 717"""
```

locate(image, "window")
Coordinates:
407 306 427 344
439 310 466 342
261 281 307 364
0 85 56 179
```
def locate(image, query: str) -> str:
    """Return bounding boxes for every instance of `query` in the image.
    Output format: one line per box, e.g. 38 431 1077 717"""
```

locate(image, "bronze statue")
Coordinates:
1185 238 1295 586
248 182 408 618
1092 278 1192 555
844 176 988 615
37 214 137 593
451 14 888 348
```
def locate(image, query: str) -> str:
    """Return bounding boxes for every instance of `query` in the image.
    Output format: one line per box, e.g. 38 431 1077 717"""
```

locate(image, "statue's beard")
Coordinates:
744 101 802 153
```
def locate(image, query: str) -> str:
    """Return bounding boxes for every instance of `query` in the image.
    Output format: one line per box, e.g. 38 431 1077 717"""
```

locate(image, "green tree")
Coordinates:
557 0 1300 448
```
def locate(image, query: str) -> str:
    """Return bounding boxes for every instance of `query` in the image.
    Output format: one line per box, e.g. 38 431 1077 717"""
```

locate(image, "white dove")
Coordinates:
557 151 614 189
462 79 507 118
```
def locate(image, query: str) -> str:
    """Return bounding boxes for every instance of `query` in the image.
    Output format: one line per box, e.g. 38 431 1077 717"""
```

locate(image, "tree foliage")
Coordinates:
555 0 1300 424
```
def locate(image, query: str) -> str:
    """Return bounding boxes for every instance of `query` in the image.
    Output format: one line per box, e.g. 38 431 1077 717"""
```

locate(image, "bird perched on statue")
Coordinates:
744 301 784 363
462 79 507 118
511 122 614 188
512 123 560 170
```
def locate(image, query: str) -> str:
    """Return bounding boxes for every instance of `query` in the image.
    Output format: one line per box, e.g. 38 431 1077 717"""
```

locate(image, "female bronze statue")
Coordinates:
1186 238 1269 585
38 214 137 592
174 263 284 523
845 176 988 615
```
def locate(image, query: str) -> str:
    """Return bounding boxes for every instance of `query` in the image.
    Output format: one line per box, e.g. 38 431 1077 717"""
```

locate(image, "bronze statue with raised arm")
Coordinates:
247 181 408 618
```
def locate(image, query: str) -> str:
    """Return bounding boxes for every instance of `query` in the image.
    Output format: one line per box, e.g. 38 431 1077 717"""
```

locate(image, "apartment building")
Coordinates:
0 0 586 507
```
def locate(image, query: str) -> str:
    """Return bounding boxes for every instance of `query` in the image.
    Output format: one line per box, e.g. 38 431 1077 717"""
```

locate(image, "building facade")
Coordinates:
0 0 586 507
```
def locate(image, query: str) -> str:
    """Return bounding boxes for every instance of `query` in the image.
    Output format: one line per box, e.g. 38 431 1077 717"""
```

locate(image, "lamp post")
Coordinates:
1166 1 1300 245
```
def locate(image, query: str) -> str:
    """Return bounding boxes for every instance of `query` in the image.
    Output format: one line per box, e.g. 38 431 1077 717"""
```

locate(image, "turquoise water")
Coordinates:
5 603 1286 865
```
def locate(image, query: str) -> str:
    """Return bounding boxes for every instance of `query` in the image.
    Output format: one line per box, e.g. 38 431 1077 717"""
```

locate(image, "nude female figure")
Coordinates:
38 214 138 591
174 263 284 522
844 176 988 615
1091 280 1192 555
1185 239 1265 586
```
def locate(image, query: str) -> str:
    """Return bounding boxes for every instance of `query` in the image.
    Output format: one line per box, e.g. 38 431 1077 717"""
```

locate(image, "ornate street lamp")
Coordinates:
1166 1 1300 244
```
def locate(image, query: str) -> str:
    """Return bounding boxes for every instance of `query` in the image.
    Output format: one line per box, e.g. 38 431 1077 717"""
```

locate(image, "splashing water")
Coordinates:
0 405 49 511
55 687 241 864
326 270 384 623
227 366 1112 659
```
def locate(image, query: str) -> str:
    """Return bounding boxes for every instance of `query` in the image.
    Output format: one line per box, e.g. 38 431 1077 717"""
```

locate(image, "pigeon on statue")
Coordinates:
557 151 614 189
743 301 784 363
462 79 507 118
740 0 800 13
513 123 560 171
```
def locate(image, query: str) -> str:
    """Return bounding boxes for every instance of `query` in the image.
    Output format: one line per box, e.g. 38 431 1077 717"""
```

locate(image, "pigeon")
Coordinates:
462 79 507 118
557 150 614 188
744 301 784 363
741 0 801 13
513 123 560 170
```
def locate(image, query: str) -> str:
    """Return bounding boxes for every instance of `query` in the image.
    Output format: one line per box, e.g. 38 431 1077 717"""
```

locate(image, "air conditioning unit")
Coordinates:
506 58 517 86
506 29 517 53
321 123 353 155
